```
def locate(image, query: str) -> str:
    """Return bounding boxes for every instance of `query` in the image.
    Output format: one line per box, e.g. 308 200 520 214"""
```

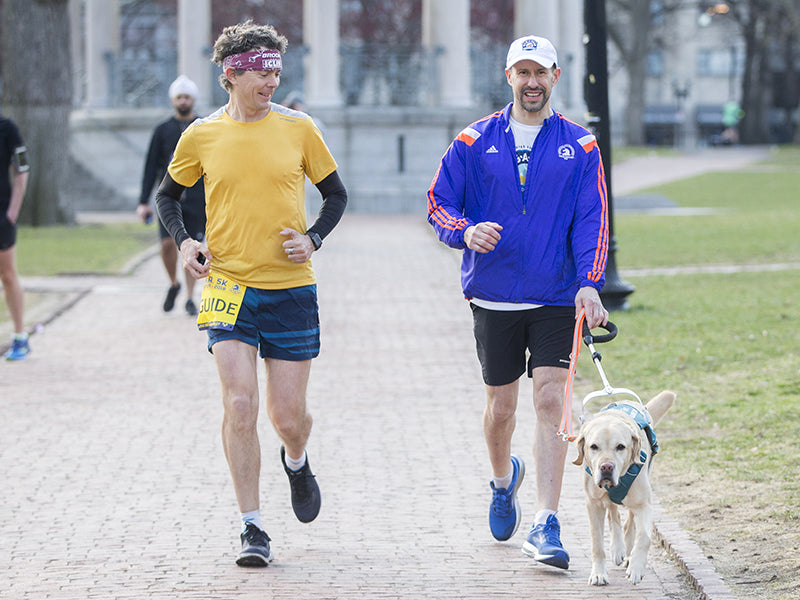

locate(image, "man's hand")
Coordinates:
575 286 609 329
281 228 314 263
179 238 211 279
6 206 19 225
136 204 154 224
464 222 503 253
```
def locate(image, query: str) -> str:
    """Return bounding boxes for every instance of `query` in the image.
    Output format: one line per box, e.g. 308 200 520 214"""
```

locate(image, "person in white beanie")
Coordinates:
136 75 206 315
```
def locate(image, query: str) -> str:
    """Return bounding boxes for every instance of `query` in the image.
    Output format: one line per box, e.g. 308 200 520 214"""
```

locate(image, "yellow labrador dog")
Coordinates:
573 390 675 586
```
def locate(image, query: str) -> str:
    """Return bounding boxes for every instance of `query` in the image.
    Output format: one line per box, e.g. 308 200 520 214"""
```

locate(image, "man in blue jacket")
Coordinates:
427 35 609 570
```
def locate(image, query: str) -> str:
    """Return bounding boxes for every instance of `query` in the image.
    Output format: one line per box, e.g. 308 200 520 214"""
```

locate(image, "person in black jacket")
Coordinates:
137 75 206 315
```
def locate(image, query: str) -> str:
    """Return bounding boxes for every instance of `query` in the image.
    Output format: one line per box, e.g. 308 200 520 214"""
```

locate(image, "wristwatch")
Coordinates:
306 231 323 250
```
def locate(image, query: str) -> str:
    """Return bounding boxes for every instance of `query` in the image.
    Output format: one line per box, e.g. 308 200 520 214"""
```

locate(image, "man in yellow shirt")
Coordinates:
156 20 347 567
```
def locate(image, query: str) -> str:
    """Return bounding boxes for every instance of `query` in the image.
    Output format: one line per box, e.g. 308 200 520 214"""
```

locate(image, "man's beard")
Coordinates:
176 105 193 117
517 87 549 114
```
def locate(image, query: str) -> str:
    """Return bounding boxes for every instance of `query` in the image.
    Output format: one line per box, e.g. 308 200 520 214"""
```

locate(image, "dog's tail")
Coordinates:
646 390 675 425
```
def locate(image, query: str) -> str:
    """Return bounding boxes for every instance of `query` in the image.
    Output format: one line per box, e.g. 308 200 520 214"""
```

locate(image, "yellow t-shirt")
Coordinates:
168 104 337 289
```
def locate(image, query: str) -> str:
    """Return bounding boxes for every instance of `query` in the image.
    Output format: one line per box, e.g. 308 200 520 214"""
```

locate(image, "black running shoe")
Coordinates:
236 522 273 567
185 298 198 316
163 283 181 312
281 446 321 523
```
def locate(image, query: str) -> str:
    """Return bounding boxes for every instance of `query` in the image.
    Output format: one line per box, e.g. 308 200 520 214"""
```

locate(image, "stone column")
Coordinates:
69 0 83 106
84 0 120 108
178 0 212 109
422 0 471 107
514 0 558 40
558 0 584 113
303 0 342 107
672 4 698 148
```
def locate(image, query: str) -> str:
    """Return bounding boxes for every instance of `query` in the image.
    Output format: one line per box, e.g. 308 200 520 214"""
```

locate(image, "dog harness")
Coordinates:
585 402 659 505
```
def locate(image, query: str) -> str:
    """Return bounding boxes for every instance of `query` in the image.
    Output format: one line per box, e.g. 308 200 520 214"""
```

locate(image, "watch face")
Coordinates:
308 232 322 249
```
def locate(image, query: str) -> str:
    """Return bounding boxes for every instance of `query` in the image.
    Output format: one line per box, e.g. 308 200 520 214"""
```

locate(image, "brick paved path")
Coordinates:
1 215 701 599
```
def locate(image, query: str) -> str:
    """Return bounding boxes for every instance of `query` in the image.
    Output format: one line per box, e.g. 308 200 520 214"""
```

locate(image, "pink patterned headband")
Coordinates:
223 49 282 71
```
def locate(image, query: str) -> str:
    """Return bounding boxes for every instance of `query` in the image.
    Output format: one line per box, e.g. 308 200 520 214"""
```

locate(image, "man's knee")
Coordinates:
223 392 259 432
270 405 312 443
532 369 567 415
485 384 518 423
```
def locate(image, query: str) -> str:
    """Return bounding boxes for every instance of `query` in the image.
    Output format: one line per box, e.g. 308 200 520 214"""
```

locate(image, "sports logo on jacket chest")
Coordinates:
558 144 575 160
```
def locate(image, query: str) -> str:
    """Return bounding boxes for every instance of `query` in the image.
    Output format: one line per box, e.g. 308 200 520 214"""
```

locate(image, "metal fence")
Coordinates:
95 42 511 110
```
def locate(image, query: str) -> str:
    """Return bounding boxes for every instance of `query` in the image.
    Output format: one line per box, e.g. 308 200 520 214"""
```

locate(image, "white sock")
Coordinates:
241 509 263 532
13 332 28 341
284 450 307 471
492 464 514 490
535 509 557 525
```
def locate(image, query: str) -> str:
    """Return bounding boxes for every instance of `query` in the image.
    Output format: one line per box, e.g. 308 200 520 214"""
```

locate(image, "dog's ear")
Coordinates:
629 424 644 464
573 433 586 466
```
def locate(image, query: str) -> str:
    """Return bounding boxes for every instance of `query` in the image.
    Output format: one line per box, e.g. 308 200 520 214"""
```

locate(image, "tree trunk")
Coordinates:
738 14 772 144
607 0 652 146
1 0 73 225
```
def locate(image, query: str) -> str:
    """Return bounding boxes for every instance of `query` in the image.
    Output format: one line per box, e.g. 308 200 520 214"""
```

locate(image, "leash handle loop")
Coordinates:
582 320 618 345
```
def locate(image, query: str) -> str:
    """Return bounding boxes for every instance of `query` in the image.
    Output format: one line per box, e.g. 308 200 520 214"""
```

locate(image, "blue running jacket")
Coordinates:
427 104 609 306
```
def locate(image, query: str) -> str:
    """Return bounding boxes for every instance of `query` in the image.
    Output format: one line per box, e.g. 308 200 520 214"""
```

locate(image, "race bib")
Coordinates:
197 271 247 331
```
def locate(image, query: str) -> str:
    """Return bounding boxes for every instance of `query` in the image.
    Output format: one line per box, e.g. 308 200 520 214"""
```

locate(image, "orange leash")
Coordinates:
558 308 586 442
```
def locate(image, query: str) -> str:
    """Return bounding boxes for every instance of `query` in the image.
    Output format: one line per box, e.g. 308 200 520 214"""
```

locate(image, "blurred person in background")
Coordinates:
1 113 31 361
137 75 206 316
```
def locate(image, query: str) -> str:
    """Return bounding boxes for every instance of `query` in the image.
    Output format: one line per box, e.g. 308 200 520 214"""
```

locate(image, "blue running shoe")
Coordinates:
488 454 525 541
522 514 570 569
4 337 31 361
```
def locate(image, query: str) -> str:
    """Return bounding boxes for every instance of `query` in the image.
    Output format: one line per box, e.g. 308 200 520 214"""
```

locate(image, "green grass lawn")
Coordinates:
594 146 800 501
15 222 156 276
568 145 800 598
0 222 156 325
577 269 800 497
615 149 800 268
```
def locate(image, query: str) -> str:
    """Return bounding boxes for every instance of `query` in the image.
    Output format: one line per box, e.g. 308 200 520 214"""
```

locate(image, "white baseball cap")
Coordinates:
505 35 558 70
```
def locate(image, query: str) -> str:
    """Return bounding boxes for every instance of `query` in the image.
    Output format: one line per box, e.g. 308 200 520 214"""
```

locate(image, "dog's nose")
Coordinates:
599 462 614 479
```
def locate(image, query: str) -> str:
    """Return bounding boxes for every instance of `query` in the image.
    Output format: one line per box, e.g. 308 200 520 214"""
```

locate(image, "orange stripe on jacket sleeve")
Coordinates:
427 165 468 232
587 159 609 282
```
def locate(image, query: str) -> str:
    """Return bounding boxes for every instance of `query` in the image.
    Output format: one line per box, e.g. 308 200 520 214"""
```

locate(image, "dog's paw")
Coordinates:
588 570 610 586
610 543 626 566
626 563 646 585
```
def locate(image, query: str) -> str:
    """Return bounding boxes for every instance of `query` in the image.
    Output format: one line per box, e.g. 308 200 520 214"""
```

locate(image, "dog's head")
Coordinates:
572 411 643 489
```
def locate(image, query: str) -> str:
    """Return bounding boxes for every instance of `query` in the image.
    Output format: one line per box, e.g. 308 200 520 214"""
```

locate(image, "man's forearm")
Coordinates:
155 174 190 247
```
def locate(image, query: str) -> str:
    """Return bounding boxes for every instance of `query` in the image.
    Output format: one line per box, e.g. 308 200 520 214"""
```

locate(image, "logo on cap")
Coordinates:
521 38 537 51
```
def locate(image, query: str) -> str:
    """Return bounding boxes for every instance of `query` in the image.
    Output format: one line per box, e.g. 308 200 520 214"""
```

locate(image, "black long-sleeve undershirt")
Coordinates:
155 170 348 251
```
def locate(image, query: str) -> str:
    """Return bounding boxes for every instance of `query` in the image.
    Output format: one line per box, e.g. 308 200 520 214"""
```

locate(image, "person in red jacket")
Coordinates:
427 35 609 570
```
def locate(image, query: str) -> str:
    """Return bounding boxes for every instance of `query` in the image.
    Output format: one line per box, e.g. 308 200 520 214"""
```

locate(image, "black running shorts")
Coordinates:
471 304 575 386
0 214 16 251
